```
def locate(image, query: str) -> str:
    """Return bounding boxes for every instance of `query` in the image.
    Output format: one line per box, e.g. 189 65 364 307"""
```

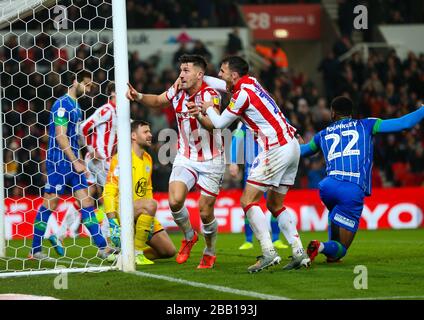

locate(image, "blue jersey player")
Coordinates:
301 96 424 264
29 70 117 261
230 122 289 250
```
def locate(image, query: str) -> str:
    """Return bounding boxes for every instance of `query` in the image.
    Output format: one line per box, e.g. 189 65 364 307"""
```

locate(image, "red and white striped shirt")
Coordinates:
227 76 296 151
80 100 118 161
166 82 223 162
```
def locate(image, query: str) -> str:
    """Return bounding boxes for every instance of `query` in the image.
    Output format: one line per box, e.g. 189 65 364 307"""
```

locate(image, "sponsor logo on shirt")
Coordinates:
135 177 147 197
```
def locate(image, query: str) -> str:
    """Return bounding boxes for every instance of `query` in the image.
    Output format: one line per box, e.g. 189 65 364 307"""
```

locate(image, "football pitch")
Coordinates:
0 229 423 300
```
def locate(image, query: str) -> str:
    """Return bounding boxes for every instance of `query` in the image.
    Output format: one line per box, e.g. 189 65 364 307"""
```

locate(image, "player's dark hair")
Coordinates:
76 69 92 83
178 54 207 71
131 119 150 132
331 96 354 117
106 81 115 96
221 56 249 77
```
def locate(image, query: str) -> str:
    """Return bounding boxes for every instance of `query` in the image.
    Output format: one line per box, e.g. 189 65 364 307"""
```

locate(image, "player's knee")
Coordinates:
168 194 185 213
144 199 157 216
155 241 176 258
164 245 177 258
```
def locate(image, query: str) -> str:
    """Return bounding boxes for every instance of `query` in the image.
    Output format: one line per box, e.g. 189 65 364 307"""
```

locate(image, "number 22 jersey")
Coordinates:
311 117 380 196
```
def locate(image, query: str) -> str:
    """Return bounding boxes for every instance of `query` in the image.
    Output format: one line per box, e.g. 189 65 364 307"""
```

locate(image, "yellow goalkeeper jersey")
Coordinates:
103 150 153 214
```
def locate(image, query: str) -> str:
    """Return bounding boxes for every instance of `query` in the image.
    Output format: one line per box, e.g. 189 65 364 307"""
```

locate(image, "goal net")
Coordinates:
0 0 132 277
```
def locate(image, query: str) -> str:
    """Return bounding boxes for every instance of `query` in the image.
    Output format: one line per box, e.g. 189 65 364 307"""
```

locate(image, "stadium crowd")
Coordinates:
1 0 423 198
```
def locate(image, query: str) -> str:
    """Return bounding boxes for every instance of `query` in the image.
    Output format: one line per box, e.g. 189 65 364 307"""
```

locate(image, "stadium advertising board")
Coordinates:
239 4 321 40
4 188 423 239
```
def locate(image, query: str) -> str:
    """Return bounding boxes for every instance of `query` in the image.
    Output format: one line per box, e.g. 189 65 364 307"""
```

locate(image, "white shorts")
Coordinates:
85 154 110 186
169 153 225 197
247 138 300 194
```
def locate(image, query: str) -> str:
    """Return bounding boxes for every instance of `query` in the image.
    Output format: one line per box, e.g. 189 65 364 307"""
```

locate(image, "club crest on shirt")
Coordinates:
57 107 66 118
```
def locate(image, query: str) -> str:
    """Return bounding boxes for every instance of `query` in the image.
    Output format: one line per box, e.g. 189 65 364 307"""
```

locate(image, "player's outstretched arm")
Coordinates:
201 89 249 129
300 139 320 157
373 105 424 134
126 83 169 109
204 75 228 92
204 103 238 129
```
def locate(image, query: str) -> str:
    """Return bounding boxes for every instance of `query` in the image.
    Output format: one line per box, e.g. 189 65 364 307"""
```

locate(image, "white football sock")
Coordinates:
246 205 276 257
277 209 304 256
171 206 194 240
202 218 218 256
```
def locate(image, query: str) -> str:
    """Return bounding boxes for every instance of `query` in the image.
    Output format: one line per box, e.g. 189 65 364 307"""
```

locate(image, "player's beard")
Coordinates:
75 84 85 98
140 140 152 149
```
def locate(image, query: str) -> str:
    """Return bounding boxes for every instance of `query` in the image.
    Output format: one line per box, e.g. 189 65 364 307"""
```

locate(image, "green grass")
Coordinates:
1 229 423 300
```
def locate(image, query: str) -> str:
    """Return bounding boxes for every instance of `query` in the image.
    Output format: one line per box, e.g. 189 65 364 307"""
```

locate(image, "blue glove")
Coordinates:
108 218 121 248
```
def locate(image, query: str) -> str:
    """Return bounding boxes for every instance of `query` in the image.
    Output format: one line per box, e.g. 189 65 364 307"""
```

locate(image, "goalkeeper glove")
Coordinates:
108 218 121 248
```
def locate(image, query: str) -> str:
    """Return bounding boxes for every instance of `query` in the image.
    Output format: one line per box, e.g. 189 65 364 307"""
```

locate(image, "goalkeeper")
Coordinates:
104 120 176 265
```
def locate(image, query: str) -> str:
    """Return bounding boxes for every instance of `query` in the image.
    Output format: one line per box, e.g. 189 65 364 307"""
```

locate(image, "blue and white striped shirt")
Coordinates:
47 94 82 167
312 118 378 195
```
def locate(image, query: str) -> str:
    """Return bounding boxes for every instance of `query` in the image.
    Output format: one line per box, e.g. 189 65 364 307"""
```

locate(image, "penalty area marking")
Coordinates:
132 270 290 300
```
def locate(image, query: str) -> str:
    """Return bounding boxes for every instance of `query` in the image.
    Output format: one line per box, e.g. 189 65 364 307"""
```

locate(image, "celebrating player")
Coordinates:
29 70 116 260
301 96 424 264
195 56 310 272
126 54 224 269
103 120 176 265
230 121 289 251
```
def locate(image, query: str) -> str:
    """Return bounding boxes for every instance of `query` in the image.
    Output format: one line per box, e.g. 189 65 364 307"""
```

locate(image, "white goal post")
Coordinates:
0 0 135 277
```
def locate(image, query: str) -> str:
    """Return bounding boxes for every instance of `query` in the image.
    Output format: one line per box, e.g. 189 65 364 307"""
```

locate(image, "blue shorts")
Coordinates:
44 163 88 195
319 177 365 233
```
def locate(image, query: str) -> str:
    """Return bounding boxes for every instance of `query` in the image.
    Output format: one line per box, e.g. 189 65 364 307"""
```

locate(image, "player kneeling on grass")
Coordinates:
301 96 424 264
103 120 176 265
